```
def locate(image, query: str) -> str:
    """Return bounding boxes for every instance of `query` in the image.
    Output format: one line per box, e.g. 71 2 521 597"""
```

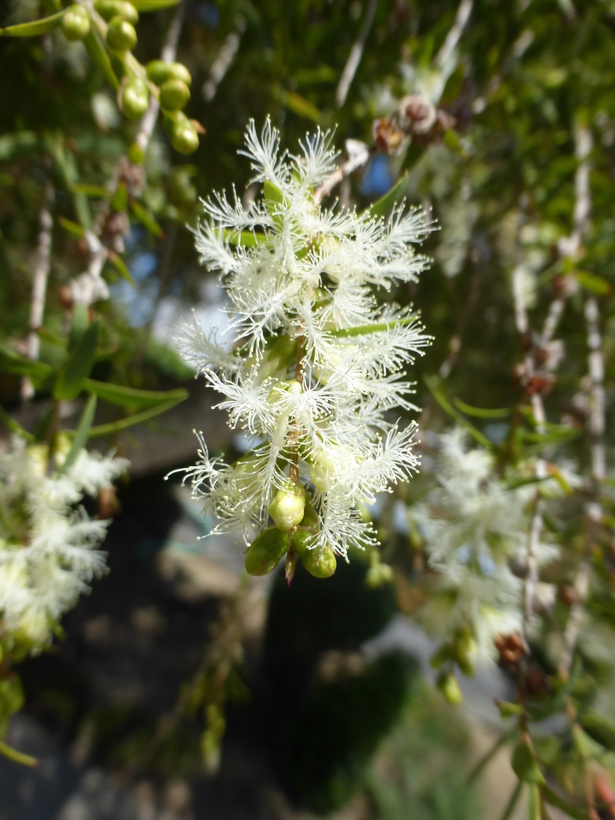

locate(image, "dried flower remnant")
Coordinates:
172 119 433 579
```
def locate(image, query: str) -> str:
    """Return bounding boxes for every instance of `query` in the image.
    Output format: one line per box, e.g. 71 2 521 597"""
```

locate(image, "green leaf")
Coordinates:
85 396 187 439
83 379 188 410
57 217 86 238
83 28 120 90
580 709 615 752
0 10 66 36
542 785 593 820
282 91 321 123
224 229 270 248
0 404 36 443
572 724 606 761
106 250 136 287
69 303 91 351
525 783 541 820
496 700 524 718
69 184 109 198
130 201 164 238
368 173 409 220
0 132 39 161
111 183 129 214
54 322 99 401
0 344 53 380
443 129 469 158
454 398 510 419
329 315 422 338
264 179 285 209
131 0 179 9
511 741 545 785
573 270 611 295
424 375 494 449
500 781 523 820
59 394 97 474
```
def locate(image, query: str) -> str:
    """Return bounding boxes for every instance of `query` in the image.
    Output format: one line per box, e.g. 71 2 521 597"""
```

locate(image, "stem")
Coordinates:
21 176 53 402
0 738 38 768
335 0 378 108
202 19 245 102
314 142 372 204
434 0 474 71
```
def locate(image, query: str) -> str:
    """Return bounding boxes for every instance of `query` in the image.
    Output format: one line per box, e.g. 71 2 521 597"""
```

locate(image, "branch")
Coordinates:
335 0 378 107
21 177 54 402
434 0 474 71
202 19 245 103
314 140 371 204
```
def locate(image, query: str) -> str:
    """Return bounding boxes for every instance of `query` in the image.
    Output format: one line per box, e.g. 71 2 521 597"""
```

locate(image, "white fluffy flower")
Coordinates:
0 437 129 650
175 119 433 561
413 428 559 663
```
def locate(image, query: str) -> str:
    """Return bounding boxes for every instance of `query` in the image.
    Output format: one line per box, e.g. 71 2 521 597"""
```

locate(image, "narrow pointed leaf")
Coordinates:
130 201 164 238
368 173 409 220
83 28 120 90
131 0 179 9
0 10 66 37
54 322 99 401
542 785 593 820
0 739 38 768
454 398 510 419
82 379 188 410
0 404 36 443
0 344 53 380
59 394 97 474
85 396 187 439
500 781 523 820
106 250 136 287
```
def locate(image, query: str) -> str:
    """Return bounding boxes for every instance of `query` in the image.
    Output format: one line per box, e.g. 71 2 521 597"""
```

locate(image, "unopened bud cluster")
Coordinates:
173 119 433 581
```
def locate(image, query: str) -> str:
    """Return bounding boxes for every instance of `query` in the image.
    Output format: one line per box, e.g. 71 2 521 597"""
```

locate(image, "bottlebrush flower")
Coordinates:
0 436 128 649
173 118 433 578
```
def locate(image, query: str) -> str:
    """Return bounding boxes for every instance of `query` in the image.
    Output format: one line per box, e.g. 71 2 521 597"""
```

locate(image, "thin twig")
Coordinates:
22 177 54 402
314 141 372 204
202 19 245 103
558 125 597 680
335 0 378 107
434 0 474 70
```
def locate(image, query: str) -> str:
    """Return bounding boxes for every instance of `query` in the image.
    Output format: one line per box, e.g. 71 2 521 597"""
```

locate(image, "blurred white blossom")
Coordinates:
0 437 129 649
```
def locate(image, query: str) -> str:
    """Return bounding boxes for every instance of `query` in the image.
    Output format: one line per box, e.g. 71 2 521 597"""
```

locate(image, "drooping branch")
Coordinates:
21 177 54 402
335 0 378 108
434 0 474 71
202 19 245 103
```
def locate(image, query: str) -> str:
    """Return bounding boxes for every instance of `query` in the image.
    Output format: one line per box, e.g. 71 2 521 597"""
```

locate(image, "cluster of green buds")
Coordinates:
244 484 337 583
430 626 478 705
4 0 203 155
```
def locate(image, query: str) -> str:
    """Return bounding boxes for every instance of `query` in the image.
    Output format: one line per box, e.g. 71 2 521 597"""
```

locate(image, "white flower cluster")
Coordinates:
177 119 433 568
413 428 558 663
0 436 129 649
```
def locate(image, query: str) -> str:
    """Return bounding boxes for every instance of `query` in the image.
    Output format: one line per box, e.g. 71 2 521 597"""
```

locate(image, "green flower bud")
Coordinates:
300 496 319 528
269 484 305 531
244 527 289 576
437 671 463 705
453 628 478 677
94 0 139 23
127 141 145 165
292 529 337 578
309 451 336 492
170 119 199 155
146 60 192 87
365 561 394 588
106 16 137 52
121 77 149 121
159 79 191 112
61 5 90 41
